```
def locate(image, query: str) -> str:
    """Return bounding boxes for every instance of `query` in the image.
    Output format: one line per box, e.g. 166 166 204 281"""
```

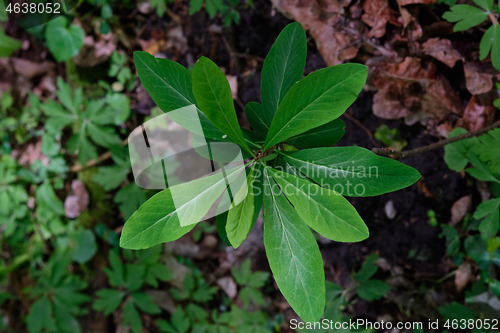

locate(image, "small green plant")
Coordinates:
352 253 391 301
443 0 500 71
44 16 84 62
374 124 407 151
157 259 277 333
189 0 252 26
444 127 500 238
41 77 129 165
25 250 91 333
120 22 420 321
108 51 135 91
0 26 21 58
93 249 165 333
442 127 500 322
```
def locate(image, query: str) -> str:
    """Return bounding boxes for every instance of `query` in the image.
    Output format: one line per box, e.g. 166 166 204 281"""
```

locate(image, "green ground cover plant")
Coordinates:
121 22 421 321
443 0 500 71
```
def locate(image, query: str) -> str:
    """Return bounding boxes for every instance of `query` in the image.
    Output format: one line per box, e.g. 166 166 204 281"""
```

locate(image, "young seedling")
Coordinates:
120 22 420 321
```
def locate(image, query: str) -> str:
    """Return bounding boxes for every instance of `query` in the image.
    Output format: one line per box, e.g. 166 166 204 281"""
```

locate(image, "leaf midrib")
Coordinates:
265 174 314 316
137 55 193 107
199 63 243 146
264 68 365 149
123 167 244 245
274 173 366 235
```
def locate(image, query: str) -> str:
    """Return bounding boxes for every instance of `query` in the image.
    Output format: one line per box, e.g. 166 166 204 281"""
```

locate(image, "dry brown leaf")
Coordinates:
12 58 52 79
226 75 238 100
17 141 45 166
422 38 462 68
455 262 472 292
464 63 493 95
362 0 391 38
462 96 495 131
218 277 238 299
64 180 89 218
369 57 462 120
271 0 359 65
449 195 471 226
73 35 116 67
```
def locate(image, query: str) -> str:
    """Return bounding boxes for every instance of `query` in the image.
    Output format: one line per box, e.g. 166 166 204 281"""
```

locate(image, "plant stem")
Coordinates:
372 120 500 159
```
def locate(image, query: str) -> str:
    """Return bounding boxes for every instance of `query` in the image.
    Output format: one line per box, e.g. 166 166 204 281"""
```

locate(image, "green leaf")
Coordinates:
115 184 147 220
283 147 421 197
125 263 146 291
216 212 232 246
192 57 251 155
66 131 98 166
225 165 258 248
36 181 65 217
87 123 122 148
465 151 500 183
56 77 83 114
134 51 195 112
131 292 161 314
263 64 367 150
41 100 77 131
438 302 477 320
0 26 21 58
93 166 130 191
442 4 489 31
262 169 325 322
189 0 204 14
268 167 368 242
353 253 379 284
479 23 500 71
473 129 500 174
244 102 269 134
473 198 500 238
158 307 191 333
123 299 142 333
45 17 84 62
474 0 493 11
92 289 125 315
286 118 345 148
261 22 307 123
70 229 97 263
120 165 245 249
444 128 479 172
106 251 125 286
357 280 390 301
52 298 82 333
27 297 56 333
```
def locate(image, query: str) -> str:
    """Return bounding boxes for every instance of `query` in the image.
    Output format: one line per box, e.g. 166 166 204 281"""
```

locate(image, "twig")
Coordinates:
342 111 380 148
372 120 500 159
70 138 128 173
70 151 113 173
221 35 264 63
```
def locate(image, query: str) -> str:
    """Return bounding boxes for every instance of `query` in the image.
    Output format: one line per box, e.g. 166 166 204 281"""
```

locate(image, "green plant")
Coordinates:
41 77 129 165
443 0 500 71
189 0 252 26
374 124 407 151
0 26 21 58
442 127 500 321
352 253 391 301
296 254 387 332
157 259 277 333
108 51 135 91
120 22 420 321
93 249 164 333
25 250 91 333
232 259 270 307
45 16 84 62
